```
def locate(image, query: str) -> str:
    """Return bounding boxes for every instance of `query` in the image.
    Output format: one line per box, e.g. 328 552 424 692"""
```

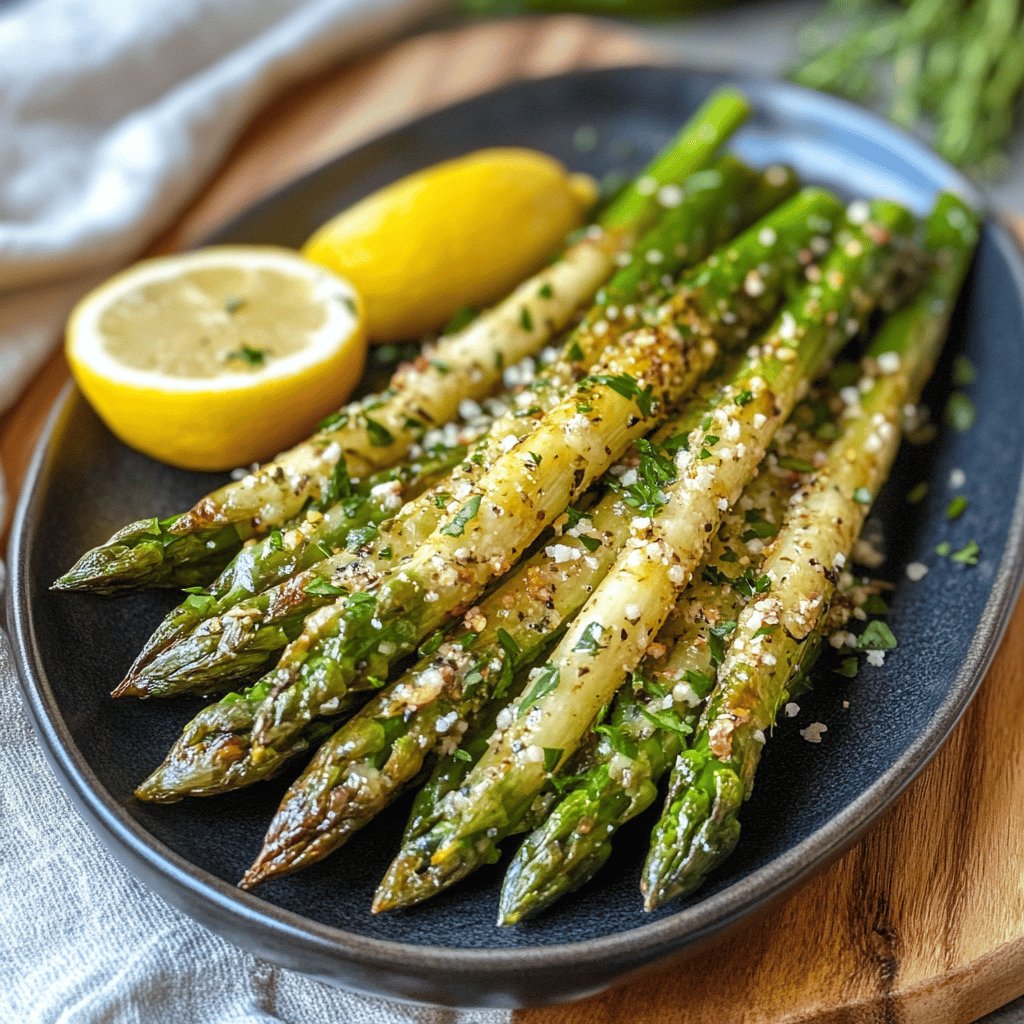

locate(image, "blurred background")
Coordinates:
445 0 1024 208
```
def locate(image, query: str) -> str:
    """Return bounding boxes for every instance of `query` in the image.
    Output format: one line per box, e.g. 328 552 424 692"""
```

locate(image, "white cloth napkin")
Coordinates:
0 0 445 529
0 628 506 1024
0 1 508 1020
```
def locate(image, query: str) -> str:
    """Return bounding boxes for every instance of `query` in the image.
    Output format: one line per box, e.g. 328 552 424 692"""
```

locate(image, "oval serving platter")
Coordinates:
9 66 1024 1009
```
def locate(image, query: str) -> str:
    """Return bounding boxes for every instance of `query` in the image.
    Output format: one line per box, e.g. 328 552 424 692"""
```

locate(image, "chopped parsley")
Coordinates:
364 416 394 448
451 747 474 763
741 507 778 541
183 591 216 614
517 664 560 717
946 495 968 520
304 577 347 597
224 296 247 314
944 391 976 431
418 630 446 658
319 456 352 508
906 481 929 504
440 494 482 537
662 432 690 454
708 619 738 666
538 282 554 300
268 528 283 551
610 438 676 515
574 621 605 654
834 656 859 678
639 706 692 737
318 410 348 432
595 721 638 759
584 372 656 417
730 569 772 598
443 306 477 333
543 747 562 772
857 620 897 651
777 454 816 473
496 628 521 698
950 539 980 565
567 339 584 362
430 359 450 375
952 354 975 387
519 306 534 332
225 345 268 367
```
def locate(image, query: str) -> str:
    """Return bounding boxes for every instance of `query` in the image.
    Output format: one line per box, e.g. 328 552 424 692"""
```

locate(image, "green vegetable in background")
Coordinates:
792 0 1024 173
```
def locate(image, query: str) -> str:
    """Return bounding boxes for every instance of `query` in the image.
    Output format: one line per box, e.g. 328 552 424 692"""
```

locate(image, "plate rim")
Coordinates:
8 62 1024 995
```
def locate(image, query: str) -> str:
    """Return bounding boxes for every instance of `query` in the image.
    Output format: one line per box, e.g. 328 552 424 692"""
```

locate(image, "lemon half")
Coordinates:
66 246 366 471
303 148 598 342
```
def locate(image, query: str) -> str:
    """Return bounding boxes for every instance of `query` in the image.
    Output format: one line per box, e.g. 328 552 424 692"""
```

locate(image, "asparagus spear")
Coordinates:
372 199 915 912
240 371 732 887
116 438 476 693
497 405 831 924
247 189 843 763
57 90 750 594
121 157 797 691
641 192 979 910
136 189 839 804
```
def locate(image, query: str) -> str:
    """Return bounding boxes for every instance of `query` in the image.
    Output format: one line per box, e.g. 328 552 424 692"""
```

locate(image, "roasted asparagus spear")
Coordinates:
642 192 978 909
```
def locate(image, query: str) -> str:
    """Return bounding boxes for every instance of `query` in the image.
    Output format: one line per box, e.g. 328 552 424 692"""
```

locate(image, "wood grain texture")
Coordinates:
1 15 1022 1022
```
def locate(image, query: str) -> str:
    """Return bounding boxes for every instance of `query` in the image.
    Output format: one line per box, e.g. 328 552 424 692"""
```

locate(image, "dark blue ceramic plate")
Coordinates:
9 67 1024 1009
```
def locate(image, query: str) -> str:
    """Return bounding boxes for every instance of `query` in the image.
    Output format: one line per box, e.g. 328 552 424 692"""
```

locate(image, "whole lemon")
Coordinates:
302 148 597 342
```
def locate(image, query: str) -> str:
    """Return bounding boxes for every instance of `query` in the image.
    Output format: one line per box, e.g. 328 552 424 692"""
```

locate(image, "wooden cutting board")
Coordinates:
3 15 1024 1023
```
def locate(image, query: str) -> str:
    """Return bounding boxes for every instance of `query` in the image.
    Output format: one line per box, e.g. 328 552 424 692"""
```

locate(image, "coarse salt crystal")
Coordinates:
784 702 800 718
846 200 870 224
800 722 828 743
906 561 929 582
949 468 966 488
876 351 901 374
866 649 887 667
658 184 683 208
545 543 580 564
459 398 482 421
743 270 766 297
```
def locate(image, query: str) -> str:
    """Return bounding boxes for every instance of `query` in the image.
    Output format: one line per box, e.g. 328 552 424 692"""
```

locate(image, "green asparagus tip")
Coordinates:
239 791 333 890
110 678 145 699
134 770 184 804
372 844 469 913
238 866 264 891
52 541 160 593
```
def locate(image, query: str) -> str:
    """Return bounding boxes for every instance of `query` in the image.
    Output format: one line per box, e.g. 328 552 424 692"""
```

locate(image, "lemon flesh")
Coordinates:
66 246 366 471
303 148 598 342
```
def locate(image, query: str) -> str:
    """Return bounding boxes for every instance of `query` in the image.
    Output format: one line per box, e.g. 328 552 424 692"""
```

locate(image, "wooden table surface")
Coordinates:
3 16 1024 1024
